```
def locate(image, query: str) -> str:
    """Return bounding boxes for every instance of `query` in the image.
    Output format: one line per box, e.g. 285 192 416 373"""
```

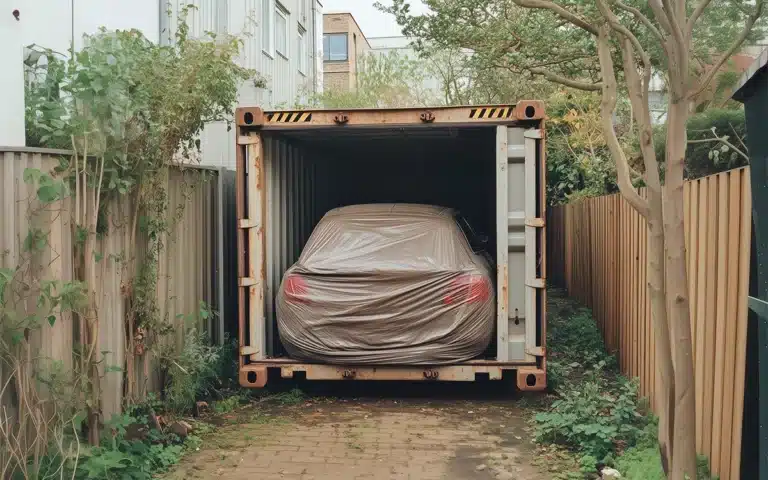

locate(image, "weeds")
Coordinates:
158 331 237 414
538 290 718 479
535 372 649 459
212 395 244 414
269 388 306 406
534 291 650 476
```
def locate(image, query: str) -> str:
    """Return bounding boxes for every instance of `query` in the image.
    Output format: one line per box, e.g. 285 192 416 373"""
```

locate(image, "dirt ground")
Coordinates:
165 383 545 480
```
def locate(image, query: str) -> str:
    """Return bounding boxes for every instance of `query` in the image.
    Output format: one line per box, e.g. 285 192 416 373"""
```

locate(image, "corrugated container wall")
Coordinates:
163 0 322 169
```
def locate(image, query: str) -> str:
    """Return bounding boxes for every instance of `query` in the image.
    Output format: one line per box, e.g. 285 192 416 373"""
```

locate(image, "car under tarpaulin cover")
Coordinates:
276 204 494 365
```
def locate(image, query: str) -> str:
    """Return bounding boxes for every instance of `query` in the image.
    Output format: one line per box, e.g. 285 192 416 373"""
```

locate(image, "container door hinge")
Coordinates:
526 346 545 357
525 218 545 227
239 219 259 229
526 279 545 289
238 136 260 145
240 346 259 356
524 129 542 139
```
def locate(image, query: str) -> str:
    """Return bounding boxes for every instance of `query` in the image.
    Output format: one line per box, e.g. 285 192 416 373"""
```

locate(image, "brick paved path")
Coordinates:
168 398 542 480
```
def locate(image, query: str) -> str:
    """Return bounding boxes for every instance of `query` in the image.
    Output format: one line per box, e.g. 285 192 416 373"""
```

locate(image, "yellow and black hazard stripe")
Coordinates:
267 111 313 123
469 106 513 120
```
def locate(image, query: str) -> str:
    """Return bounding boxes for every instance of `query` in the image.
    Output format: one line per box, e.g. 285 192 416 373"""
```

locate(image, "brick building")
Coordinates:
322 12 370 92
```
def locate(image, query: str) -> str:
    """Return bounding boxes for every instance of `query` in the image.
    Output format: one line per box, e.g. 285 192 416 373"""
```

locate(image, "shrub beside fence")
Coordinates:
547 167 752 480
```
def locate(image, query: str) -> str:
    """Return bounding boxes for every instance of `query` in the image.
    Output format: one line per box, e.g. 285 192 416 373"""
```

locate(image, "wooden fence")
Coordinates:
547 167 752 480
0 147 229 420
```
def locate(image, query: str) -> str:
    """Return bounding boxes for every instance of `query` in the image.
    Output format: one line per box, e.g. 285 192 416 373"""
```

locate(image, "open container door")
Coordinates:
496 125 546 387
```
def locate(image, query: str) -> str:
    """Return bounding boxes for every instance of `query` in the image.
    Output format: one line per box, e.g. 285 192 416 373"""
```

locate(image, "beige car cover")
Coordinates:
276 204 494 365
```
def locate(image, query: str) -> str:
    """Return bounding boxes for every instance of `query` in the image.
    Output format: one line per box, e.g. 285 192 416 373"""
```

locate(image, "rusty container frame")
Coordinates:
235 102 547 391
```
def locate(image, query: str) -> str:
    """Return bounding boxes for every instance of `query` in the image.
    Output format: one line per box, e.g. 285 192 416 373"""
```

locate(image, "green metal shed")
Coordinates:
733 47 768 480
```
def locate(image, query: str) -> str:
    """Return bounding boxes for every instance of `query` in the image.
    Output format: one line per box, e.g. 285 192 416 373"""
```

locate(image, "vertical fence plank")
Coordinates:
703 174 719 458
688 180 699 361
730 169 750 480
710 171 730 475
718 171 742 475
695 177 709 453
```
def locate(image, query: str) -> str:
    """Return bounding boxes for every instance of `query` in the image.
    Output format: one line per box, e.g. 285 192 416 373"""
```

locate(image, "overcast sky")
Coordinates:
320 0 429 38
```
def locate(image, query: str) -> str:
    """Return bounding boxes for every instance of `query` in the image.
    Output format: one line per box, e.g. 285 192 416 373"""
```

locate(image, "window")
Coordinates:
261 0 273 56
323 33 348 61
298 27 307 75
275 4 288 57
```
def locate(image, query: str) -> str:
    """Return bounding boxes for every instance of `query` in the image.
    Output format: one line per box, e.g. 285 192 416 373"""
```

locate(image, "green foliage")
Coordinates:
305 50 436 108
615 429 718 480
654 108 748 179
381 0 765 95
545 91 632 204
212 394 245 414
535 374 649 459
270 388 306 406
66 411 192 480
24 4 256 338
157 319 237 414
536 293 649 471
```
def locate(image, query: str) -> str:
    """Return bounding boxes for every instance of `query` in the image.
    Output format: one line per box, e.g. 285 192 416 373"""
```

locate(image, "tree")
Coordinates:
382 0 764 477
307 50 437 108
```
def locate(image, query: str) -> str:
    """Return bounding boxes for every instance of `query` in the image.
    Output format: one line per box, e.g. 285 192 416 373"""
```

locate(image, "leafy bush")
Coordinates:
545 91 628 205
158 324 232 414
72 412 190 480
535 374 649 459
653 108 747 179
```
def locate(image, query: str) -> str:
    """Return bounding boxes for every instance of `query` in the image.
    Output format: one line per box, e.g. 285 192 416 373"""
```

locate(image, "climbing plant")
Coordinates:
24 5 257 445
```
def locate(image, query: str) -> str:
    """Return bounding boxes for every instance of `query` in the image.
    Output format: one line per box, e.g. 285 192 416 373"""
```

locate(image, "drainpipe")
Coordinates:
312 0 319 94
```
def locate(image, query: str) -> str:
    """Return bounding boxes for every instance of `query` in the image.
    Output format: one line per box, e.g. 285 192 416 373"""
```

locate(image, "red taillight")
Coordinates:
443 274 490 305
284 274 309 303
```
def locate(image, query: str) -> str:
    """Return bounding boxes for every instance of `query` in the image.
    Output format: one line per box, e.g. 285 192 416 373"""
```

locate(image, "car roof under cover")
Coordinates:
324 203 455 219
296 203 473 272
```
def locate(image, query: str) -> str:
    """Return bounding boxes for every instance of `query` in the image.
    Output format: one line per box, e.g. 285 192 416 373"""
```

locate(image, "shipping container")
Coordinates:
234 102 547 391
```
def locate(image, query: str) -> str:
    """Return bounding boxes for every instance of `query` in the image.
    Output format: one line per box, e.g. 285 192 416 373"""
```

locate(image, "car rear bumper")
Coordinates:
239 359 546 391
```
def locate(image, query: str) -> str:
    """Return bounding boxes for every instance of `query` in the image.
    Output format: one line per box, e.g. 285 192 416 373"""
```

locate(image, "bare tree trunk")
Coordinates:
595 26 678 473
647 189 676 473
664 99 697 479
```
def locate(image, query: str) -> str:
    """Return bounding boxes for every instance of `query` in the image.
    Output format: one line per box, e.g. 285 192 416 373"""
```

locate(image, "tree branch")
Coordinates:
528 67 603 90
690 0 765 98
659 0 688 64
510 0 599 35
647 0 674 34
595 0 653 75
615 2 665 44
687 137 749 160
596 27 650 218
687 0 715 35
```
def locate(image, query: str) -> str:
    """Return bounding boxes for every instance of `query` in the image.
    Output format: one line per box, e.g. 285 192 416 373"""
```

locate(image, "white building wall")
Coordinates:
165 0 323 168
0 0 159 147
2 0 320 166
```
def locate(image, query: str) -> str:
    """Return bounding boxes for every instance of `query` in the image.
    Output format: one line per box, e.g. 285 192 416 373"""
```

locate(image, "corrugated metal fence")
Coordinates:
547 167 751 480
0 147 235 419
